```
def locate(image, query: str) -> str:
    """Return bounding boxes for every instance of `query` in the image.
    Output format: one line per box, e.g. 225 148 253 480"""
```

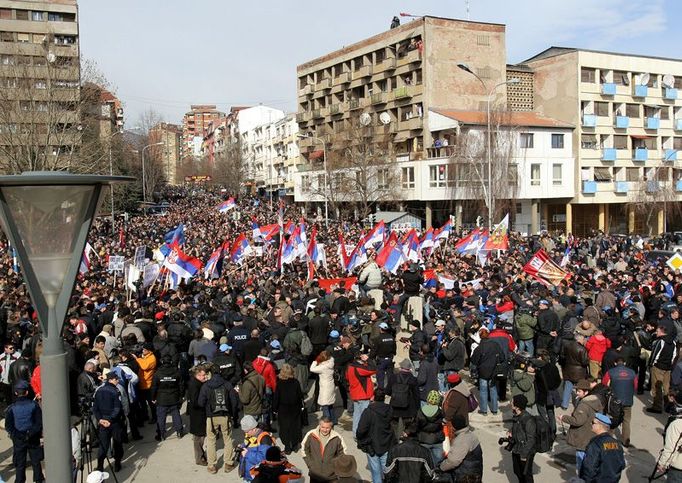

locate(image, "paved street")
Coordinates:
0 374 666 482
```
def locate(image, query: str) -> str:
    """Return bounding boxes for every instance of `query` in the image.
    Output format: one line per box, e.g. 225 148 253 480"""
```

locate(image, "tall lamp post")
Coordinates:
142 142 164 204
0 172 132 483
457 63 519 229
108 130 125 233
297 133 328 227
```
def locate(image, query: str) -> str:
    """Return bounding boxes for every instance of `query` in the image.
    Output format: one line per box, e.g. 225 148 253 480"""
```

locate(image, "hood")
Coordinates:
206 373 226 389
369 402 392 420
582 394 603 411
454 383 471 397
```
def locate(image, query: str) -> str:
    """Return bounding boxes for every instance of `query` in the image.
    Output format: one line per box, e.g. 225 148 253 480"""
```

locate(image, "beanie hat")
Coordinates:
240 415 258 432
447 372 461 385
399 359 413 371
426 390 441 406
512 394 528 410
594 412 611 427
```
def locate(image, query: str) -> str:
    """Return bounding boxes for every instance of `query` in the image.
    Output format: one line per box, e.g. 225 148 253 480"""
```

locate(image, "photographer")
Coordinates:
507 395 536 483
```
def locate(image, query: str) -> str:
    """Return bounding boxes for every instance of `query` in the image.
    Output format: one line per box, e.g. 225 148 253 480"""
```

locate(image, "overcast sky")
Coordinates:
78 0 681 125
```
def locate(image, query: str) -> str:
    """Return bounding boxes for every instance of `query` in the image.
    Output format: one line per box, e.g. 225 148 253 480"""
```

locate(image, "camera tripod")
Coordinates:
77 409 120 483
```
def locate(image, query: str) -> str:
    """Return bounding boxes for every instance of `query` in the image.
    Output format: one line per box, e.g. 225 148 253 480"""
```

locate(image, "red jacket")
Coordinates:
253 356 277 391
31 364 41 398
489 329 517 352
585 334 611 362
496 301 514 314
346 361 376 401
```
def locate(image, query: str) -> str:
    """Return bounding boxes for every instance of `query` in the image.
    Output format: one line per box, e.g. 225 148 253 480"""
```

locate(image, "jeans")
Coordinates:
377 358 393 390
518 339 534 356
12 435 44 483
438 371 446 393
479 378 498 413
561 380 574 409
575 450 586 475
352 400 370 437
156 404 184 437
322 404 337 425
421 442 444 466
367 452 388 483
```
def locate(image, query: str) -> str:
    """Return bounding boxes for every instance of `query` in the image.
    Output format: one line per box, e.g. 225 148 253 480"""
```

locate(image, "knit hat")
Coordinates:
594 413 611 427
265 446 283 462
399 359 413 371
240 415 258 432
512 394 528 410
447 372 461 385
426 390 441 406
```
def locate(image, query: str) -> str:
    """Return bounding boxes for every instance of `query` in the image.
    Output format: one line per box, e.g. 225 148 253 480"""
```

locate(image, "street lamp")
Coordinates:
142 142 164 204
457 63 519 229
0 172 133 483
297 133 328 227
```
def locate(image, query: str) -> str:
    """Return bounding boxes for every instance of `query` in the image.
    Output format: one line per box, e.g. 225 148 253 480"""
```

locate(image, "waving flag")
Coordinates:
483 214 509 251
420 227 434 251
204 243 225 279
423 269 438 288
79 242 95 275
283 220 295 236
251 219 263 241
307 228 325 267
375 232 404 274
229 233 251 264
402 229 421 262
163 247 202 280
523 249 570 287
217 197 236 213
338 233 350 269
346 241 367 273
295 222 307 260
363 221 386 249
434 220 452 241
160 224 185 257
560 247 571 268
454 228 479 254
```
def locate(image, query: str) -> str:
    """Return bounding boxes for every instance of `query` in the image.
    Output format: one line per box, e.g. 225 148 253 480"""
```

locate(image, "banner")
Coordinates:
318 276 358 294
522 249 570 287
143 263 160 288
134 245 147 269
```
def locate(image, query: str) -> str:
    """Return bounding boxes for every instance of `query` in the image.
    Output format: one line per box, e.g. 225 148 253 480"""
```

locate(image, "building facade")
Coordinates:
150 122 181 185
524 47 682 235
182 104 224 160
0 0 81 172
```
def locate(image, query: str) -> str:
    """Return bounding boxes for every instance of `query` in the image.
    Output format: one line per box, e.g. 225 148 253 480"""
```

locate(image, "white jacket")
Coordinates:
661 418 682 471
310 358 336 406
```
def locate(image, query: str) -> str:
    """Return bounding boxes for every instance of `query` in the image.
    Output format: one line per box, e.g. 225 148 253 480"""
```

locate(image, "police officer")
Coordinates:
227 318 250 361
579 413 626 482
93 371 124 472
151 354 185 441
212 343 242 386
5 380 44 483
370 322 396 390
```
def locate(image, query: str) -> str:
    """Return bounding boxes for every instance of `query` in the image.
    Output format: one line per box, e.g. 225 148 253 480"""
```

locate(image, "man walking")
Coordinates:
5 381 44 483
92 372 124 472
356 388 396 483
560 379 603 475
602 357 636 446
647 324 677 414
579 413 626 483
347 353 376 437
508 394 536 483
302 417 347 483
151 354 185 441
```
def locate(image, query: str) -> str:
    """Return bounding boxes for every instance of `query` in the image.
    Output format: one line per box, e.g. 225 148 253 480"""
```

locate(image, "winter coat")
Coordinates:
150 364 184 406
470 339 505 380
511 369 535 407
416 404 445 445
253 356 277 391
515 312 537 341
560 339 589 383
385 437 435 483
240 370 266 416
302 427 347 481
347 361 376 401
416 354 439 400
359 262 383 290
439 428 482 479
564 395 603 450
386 370 420 419
356 401 396 456
198 373 239 419
579 433 626 483
310 358 336 406
511 411 537 459
441 336 466 371
443 384 471 425
586 334 611 362
186 375 206 436
135 352 157 390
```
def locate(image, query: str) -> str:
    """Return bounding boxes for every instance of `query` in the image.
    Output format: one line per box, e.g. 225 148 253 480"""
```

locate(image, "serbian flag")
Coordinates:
522 249 570 287
307 228 325 267
217 197 236 213
318 276 358 294
338 233 350 269
420 227 434 251
204 243 225 279
423 269 438 288
79 242 95 275
434 220 452 241
363 220 386 249
160 224 185 257
163 246 202 280
376 232 405 274
455 228 479 254
229 233 252 264
402 229 421 262
346 241 367 273
560 247 571 268
483 214 509 250
283 220 295 236
251 219 263 241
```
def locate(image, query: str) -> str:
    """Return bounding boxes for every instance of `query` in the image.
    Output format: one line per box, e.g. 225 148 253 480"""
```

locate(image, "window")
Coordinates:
581 134 598 149
17 33 30 43
0 32 12 42
530 164 541 186
401 166 415 189
31 11 44 21
594 167 612 182
552 164 562 185
0 9 11 19
581 67 596 83
377 168 389 190
613 71 629 86
613 135 628 149
551 134 565 149
0 55 14 65
15 10 28 20
661 107 670 120
476 35 490 46
508 164 518 186
429 164 448 188
520 133 534 149
594 102 609 117
626 168 640 182
626 104 640 118
32 34 45 44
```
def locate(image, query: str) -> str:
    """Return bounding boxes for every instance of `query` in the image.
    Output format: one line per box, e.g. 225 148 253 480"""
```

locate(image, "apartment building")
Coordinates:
150 122 181 185
82 83 123 139
0 0 80 171
525 47 682 235
182 104 224 159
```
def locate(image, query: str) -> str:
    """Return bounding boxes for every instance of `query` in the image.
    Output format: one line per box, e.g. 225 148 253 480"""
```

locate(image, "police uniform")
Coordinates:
5 381 44 483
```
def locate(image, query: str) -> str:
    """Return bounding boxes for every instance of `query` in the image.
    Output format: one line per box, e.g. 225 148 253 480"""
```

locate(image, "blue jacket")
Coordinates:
93 382 122 423
5 397 41 440
605 365 636 406
579 432 625 483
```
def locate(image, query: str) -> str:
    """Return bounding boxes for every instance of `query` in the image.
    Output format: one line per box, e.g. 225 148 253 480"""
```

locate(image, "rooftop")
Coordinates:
431 108 574 129
523 46 682 65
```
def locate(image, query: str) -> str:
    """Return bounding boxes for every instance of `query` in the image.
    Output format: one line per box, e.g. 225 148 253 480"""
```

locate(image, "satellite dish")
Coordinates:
379 112 391 125
46 51 56 63
359 113 372 126
663 74 675 88
639 73 650 86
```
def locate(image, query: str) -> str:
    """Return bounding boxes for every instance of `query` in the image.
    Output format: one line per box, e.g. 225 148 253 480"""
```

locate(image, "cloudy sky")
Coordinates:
78 0 681 125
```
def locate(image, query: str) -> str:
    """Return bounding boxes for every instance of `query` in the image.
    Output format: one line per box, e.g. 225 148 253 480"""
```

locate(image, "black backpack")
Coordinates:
390 375 410 409
604 390 624 429
533 414 555 453
209 385 230 416
543 363 562 392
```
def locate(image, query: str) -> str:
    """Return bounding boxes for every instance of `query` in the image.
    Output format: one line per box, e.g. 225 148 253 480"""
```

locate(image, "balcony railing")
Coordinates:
675 118 682 130
582 114 597 127
300 84 312 96
397 49 422 66
582 181 597 194
371 92 386 105
355 65 373 78
665 149 678 161
316 78 331 90
615 116 629 128
633 147 648 161
312 108 328 118
646 117 660 130
601 148 617 161
393 86 412 100
330 103 344 115
295 112 309 123
601 83 616 95
633 85 648 97
335 72 351 84
349 99 362 110
380 57 397 70
401 116 423 130
665 87 678 100
614 181 629 194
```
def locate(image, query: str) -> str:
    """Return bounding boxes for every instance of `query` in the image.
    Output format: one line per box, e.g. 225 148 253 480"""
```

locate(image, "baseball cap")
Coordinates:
329 330 340 339
435 320 446 327
539 299 549 305
378 322 389 330
105 371 119 381
87 471 110 483
270 340 282 350
14 380 29 392
219 343 231 352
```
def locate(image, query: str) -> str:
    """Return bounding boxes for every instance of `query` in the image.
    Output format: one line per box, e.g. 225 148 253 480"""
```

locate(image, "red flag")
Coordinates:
522 249 570 287
119 226 125 249
338 233 349 268
318 276 358 294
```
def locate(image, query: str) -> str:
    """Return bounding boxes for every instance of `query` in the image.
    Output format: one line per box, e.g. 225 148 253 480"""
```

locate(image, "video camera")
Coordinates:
498 437 514 451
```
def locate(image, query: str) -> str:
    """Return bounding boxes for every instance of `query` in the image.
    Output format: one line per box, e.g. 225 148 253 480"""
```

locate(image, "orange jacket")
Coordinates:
135 352 157 390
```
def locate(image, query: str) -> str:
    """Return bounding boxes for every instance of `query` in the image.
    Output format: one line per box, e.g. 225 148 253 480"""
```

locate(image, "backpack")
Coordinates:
604 390 624 429
209 385 231 416
300 332 313 356
467 393 479 412
390 375 410 409
543 363 562 391
533 414 555 453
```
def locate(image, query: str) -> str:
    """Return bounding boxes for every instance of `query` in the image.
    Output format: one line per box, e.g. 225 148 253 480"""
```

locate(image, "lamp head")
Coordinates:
457 63 473 74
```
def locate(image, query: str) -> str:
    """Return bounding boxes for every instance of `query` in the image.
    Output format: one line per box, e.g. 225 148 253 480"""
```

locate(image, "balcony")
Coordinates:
677 180 682 192
335 72 351 84
615 116 629 128
298 137 314 149
300 84 313 96
665 149 678 162
401 116 423 130
614 181 629 194
380 57 397 71
397 49 422 66
312 108 328 119
582 181 597 194
355 65 373 78
349 98 362 110
295 112 310 123
316 78 331 90
647 180 661 193
393 86 413 100
676 119 682 130
646 117 660 130
582 114 597 127
633 147 648 161
601 83 617 95
633 85 648 97
330 103 345 115
371 92 387 105
665 88 678 100
601 148 617 161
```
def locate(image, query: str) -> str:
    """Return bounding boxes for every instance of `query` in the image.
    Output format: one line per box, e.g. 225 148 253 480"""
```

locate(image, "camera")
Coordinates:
498 437 514 452
78 395 94 416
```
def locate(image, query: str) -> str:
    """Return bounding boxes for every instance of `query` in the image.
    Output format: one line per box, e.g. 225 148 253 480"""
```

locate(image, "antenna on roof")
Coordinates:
465 0 470 20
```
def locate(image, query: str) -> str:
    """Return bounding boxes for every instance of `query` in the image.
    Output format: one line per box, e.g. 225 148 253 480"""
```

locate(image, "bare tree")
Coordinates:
213 136 246 195
626 167 680 235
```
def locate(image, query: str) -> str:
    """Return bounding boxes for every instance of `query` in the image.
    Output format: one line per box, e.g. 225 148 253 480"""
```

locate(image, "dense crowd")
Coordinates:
2 187 682 483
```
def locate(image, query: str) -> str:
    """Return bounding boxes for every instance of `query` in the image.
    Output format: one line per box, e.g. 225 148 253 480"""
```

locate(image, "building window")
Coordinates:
581 67 596 83
614 135 628 150
626 103 639 118
15 10 28 20
31 11 44 21
552 164 562 185
530 164 541 186
581 134 598 149
660 107 670 120
17 33 30 43
613 71 629 86
401 166 415 188
476 35 490 46
674 137 682 150
520 133 534 149
508 164 518 186
34 80 46 89
429 164 448 188
551 134 564 149
594 167 612 182
0 32 12 42
32 34 45 44
594 102 609 117
626 167 640 182
0 9 11 19
377 168 389 190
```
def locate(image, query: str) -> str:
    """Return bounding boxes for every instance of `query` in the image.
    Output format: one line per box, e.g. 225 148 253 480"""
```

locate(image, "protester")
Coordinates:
384 421 435 483
187 364 208 466
273 363 305 453
439 415 482 482
356 388 396 483
560 379 604 475
302 417 347 483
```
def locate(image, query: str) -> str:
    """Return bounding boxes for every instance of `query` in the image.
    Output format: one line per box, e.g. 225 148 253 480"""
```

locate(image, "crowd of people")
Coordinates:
1 186 682 483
